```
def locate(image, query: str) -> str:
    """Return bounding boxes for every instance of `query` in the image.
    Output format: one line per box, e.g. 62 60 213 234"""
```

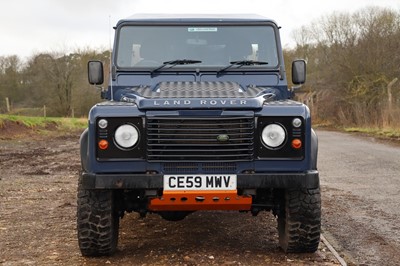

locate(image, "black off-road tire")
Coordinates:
277 187 321 253
77 177 119 257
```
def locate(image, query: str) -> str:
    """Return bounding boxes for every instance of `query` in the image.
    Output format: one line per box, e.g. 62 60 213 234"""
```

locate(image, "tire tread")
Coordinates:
278 187 321 253
77 177 119 256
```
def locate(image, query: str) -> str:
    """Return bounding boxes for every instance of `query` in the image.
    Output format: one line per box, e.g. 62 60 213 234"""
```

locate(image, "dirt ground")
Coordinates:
0 127 340 265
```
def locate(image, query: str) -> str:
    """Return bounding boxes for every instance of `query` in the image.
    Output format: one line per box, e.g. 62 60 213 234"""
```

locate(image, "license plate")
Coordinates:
164 174 237 191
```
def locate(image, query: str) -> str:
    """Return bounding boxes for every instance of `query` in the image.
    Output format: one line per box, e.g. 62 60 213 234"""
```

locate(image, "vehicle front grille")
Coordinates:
147 116 254 162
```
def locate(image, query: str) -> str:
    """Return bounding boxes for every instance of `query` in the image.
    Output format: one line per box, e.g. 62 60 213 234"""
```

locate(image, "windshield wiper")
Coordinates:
217 60 268 76
151 59 202 75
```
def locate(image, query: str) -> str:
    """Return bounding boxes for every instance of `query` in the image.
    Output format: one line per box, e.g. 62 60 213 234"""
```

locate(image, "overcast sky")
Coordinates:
1 0 399 59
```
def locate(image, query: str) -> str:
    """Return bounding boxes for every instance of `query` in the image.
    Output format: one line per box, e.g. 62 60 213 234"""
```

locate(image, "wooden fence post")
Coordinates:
5 97 10 112
387 78 398 113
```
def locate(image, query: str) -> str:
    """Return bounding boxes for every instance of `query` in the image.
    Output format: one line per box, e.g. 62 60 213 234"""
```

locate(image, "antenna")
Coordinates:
109 15 114 101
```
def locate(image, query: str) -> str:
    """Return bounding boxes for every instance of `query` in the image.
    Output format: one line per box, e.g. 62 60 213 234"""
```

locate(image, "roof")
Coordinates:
116 13 277 26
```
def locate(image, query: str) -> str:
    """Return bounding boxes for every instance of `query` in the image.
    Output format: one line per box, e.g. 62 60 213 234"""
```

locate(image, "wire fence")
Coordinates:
0 104 79 118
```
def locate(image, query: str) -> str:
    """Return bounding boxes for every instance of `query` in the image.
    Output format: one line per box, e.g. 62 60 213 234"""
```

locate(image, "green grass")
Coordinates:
344 127 400 139
0 114 87 131
314 121 400 140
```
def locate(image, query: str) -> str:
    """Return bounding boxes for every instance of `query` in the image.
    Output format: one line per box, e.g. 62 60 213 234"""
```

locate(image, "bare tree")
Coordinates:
288 6 400 127
0 55 23 112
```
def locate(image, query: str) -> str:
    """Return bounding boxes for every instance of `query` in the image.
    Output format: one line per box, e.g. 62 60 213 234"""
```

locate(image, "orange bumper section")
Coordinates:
148 190 252 211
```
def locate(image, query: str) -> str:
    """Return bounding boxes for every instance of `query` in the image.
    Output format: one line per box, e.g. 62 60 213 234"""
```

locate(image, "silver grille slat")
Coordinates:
146 116 254 162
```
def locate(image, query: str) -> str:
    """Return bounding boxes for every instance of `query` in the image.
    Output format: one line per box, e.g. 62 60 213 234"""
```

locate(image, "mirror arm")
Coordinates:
100 87 107 99
289 85 302 99
90 84 107 99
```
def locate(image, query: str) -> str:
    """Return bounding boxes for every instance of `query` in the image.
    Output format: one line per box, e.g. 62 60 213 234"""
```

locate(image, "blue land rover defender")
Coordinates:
77 14 321 256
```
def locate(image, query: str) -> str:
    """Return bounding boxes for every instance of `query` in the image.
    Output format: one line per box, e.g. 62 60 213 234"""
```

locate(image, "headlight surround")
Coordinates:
261 123 286 148
114 124 139 149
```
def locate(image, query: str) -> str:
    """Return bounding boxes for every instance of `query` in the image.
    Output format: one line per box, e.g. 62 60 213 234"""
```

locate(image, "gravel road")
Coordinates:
1 129 399 265
0 131 337 265
318 130 400 265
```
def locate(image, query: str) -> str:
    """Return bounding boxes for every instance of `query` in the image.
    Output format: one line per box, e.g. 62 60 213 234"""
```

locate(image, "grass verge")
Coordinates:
344 127 400 139
0 114 87 139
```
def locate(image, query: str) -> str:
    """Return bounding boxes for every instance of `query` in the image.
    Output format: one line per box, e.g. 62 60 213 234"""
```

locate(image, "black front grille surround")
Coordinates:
146 116 254 162
256 116 305 159
96 117 145 160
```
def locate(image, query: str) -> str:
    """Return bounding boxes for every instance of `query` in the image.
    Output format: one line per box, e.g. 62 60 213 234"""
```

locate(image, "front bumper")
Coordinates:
80 170 319 190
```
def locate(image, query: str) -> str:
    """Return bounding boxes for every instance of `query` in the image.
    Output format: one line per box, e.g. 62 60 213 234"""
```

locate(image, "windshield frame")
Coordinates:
114 21 282 73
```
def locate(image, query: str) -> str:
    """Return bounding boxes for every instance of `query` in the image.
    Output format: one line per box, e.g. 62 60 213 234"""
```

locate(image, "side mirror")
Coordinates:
292 59 306 85
88 61 104 85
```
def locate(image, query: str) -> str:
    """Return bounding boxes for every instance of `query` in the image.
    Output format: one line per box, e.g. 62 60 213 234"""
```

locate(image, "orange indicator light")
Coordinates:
98 139 109 150
291 139 302 149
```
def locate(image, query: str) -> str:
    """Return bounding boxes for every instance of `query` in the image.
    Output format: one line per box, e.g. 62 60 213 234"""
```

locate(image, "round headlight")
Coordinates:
261 124 286 148
114 124 139 149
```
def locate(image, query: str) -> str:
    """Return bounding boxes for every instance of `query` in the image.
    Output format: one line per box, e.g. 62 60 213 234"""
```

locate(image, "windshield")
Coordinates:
116 25 279 69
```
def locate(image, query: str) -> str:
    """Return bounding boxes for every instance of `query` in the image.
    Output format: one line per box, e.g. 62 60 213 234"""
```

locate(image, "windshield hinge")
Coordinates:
112 65 117 81
279 65 285 80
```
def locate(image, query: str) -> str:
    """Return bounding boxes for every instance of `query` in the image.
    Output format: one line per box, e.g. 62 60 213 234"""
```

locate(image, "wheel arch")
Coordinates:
310 128 318 170
80 128 89 172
